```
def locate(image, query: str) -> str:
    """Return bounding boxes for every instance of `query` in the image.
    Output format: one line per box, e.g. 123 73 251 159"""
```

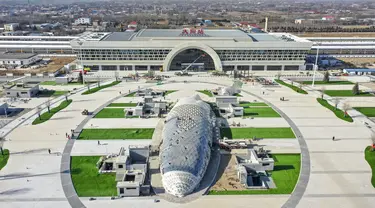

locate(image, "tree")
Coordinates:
36 106 42 120
78 72 83 84
371 133 375 151
342 102 351 117
320 87 326 99
0 137 4 155
46 99 51 113
276 72 281 80
323 71 330 83
352 83 360 95
333 98 340 110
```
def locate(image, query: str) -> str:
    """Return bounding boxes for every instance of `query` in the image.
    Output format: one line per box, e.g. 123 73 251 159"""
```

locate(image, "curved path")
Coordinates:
61 83 155 208
60 79 309 208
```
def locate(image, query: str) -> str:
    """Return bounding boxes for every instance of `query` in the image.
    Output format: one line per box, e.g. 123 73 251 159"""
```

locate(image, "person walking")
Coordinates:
332 136 335 141
48 149 51 154
98 140 100 145
66 132 68 138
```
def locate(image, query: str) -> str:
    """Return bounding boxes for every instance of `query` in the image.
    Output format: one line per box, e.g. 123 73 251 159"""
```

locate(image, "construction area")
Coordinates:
0 57 75 76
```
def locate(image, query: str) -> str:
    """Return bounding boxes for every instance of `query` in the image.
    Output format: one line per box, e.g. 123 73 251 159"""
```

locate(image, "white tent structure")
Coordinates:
159 95 216 197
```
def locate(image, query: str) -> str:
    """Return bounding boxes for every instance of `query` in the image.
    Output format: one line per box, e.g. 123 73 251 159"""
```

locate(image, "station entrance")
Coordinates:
169 48 215 71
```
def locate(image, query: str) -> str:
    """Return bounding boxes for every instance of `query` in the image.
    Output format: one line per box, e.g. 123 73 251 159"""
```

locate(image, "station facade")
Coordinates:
70 29 313 72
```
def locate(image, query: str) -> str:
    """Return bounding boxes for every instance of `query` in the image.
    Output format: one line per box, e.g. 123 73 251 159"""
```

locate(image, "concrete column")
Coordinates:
264 65 267 71
249 65 252 71
281 65 285 71
117 65 120 71
132 65 135 71
99 65 102 71
147 65 151 71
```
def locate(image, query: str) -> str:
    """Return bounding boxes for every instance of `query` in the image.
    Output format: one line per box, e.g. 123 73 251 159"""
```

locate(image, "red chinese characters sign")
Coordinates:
181 28 205 36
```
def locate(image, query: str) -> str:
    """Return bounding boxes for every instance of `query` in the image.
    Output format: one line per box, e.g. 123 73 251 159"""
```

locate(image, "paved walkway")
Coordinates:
257 78 375 208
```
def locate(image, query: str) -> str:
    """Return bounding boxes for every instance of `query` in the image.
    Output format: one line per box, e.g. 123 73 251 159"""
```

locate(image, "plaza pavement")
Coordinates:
244 79 375 208
1 74 375 208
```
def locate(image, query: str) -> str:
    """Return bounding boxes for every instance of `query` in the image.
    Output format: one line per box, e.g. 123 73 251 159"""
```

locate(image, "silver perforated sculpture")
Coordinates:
159 95 215 197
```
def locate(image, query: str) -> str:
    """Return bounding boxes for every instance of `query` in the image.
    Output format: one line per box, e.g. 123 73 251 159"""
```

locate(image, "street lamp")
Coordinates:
312 43 320 87
77 40 85 85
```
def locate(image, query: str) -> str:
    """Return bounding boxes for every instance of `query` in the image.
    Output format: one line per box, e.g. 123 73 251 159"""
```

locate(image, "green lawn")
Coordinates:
365 146 375 187
32 100 72 125
38 90 68 97
94 108 125 118
40 81 84 86
221 127 295 139
0 149 10 170
325 90 373 97
125 92 136 97
275 79 308 94
209 154 301 195
165 90 178 96
82 81 121 95
301 80 353 85
197 90 213 97
233 93 242 97
71 156 117 196
317 98 353 122
78 128 154 140
243 107 281 117
354 107 375 117
107 103 137 107
240 102 268 107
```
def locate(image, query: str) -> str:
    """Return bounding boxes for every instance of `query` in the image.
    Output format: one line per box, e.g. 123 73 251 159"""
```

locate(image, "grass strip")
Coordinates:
365 146 375 187
82 81 121 95
325 90 373 97
32 99 72 125
221 127 295 139
316 98 353 122
243 107 281 117
107 103 137 107
197 90 213 97
275 79 308 94
354 107 375 117
78 128 154 140
0 149 10 170
94 108 125 118
240 102 268 107
301 80 353 85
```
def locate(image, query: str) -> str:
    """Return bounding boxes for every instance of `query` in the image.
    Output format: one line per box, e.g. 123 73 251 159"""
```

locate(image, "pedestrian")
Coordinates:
67 135 70 140
66 132 68 138
332 136 335 141
263 91 265 95
98 140 100 145
48 149 51 154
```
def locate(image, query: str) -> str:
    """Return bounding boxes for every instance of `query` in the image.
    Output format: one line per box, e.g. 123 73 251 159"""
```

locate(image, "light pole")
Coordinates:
77 40 85 85
312 43 320 87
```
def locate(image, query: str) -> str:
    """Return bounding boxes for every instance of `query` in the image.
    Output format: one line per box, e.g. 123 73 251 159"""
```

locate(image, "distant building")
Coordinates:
295 18 306 24
340 17 354 21
322 16 335 21
0 53 41 66
4 23 19 32
127 21 137 31
74 18 91 25
3 82 40 98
